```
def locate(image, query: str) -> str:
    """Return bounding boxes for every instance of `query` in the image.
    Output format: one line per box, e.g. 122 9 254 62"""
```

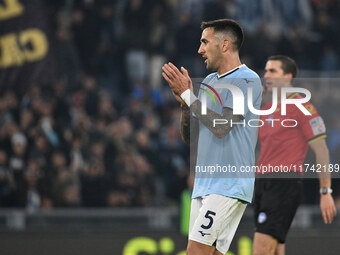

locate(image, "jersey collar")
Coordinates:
287 92 299 99
217 64 245 79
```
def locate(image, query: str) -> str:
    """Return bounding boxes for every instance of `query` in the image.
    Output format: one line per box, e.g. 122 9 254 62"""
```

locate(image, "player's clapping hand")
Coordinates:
162 62 192 96
171 91 186 106
320 194 337 224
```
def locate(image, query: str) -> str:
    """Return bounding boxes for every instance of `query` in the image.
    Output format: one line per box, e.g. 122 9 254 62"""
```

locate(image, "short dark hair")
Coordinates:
201 19 244 51
268 55 298 78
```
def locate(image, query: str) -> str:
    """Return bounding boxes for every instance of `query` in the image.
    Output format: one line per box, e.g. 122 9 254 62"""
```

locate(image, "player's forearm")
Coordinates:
316 146 331 188
180 105 191 145
309 139 332 188
190 100 237 138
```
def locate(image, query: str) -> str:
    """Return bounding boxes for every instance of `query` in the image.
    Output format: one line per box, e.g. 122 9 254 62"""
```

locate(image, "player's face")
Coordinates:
198 28 223 71
264 60 292 92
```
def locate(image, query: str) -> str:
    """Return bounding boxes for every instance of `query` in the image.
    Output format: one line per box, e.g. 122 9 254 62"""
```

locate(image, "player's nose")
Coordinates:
198 45 204 54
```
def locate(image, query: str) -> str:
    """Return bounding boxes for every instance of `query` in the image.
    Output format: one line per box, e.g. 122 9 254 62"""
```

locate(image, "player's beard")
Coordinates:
206 47 222 71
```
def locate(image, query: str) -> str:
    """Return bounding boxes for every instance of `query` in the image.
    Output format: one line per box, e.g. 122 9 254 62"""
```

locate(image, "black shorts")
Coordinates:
253 175 303 243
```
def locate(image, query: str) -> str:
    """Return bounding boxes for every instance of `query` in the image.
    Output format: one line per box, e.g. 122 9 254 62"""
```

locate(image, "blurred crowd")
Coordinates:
49 0 340 86
0 78 189 209
0 0 340 209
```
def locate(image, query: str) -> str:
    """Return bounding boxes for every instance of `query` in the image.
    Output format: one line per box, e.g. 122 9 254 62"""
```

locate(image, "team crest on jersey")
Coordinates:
258 212 267 224
309 117 326 136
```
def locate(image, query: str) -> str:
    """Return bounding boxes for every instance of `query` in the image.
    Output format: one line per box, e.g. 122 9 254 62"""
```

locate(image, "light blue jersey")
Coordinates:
192 64 262 203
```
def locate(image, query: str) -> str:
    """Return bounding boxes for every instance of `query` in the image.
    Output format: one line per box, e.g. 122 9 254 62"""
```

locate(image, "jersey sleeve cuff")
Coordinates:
307 134 327 144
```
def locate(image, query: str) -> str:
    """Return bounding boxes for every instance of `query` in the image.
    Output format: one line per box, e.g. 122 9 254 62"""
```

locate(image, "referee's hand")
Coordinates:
320 194 337 224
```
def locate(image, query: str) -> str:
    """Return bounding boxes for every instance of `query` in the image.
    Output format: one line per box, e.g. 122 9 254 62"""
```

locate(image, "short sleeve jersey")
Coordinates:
192 64 263 203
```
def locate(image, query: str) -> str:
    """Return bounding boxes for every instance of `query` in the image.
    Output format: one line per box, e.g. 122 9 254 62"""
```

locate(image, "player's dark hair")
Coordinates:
201 19 244 51
268 55 298 78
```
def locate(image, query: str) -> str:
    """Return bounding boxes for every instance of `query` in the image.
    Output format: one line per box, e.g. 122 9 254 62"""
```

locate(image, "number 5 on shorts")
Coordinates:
201 210 216 229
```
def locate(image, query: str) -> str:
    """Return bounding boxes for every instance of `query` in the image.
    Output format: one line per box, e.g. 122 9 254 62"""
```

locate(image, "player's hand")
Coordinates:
320 193 337 224
162 62 192 96
172 91 186 106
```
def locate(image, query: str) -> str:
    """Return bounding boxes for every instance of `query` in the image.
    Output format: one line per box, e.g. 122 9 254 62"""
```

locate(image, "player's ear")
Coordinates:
222 39 230 53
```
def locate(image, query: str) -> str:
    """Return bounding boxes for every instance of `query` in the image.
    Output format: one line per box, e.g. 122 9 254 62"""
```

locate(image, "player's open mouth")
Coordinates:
203 56 208 64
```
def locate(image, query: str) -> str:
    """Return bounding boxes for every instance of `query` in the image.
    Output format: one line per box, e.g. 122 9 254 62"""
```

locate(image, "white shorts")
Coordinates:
189 194 247 254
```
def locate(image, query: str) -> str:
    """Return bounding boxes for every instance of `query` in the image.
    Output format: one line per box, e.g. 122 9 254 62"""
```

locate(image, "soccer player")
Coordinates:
162 19 262 255
253 55 337 255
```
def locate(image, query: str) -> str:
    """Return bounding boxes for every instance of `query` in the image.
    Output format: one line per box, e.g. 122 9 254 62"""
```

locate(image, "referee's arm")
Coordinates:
309 138 337 224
